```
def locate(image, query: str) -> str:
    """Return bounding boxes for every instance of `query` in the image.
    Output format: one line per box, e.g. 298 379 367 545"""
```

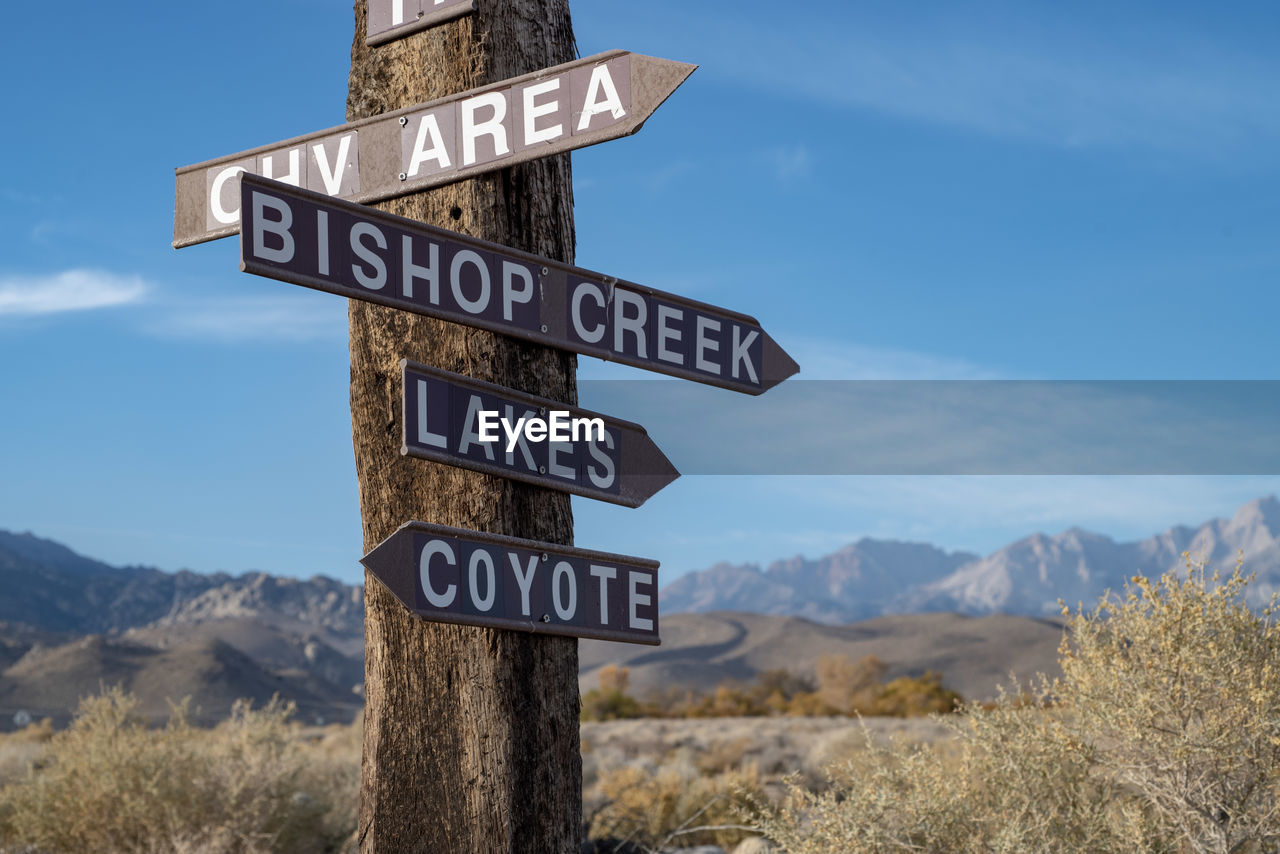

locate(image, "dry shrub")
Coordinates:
586 658 960 721
866 672 962 717
695 737 755 776
5 719 54 746
589 762 763 851
0 719 55 787
815 654 886 714
750 558 1280 853
0 687 357 853
582 665 647 722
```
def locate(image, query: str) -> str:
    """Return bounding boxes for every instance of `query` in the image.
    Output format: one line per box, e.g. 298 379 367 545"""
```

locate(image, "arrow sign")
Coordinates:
238 175 800 394
366 0 475 46
174 50 695 248
361 521 661 645
402 361 678 507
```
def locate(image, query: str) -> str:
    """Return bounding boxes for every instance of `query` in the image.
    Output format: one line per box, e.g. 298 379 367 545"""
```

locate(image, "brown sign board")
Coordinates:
361 521 661 645
401 361 678 507
366 0 475 46
238 175 799 394
174 50 694 248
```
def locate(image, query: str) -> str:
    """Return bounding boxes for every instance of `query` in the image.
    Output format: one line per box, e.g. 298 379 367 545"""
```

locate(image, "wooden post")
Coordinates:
346 2 582 851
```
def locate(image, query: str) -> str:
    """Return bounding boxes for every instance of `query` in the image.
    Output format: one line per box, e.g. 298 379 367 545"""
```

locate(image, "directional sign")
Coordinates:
362 521 661 645
401 361 678 507
174 50 694 248
367 0 475 46
238 175 800 394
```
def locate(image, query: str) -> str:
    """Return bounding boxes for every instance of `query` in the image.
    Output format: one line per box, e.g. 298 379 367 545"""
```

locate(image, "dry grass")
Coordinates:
27 560 1270 854
0 680 963 852
581 715 952 851
749 558 1280 853
0 688 358 854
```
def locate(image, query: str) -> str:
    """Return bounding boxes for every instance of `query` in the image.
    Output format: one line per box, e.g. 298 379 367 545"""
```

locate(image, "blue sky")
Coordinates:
3 0 1280 586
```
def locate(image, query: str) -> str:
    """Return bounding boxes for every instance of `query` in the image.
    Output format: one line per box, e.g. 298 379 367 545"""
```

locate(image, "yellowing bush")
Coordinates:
0 688 356 854
590 762 762 851
749 558 1280 853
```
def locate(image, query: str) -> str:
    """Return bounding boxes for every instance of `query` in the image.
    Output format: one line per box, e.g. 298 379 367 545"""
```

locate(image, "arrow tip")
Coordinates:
629 53 699 130
622 429 682 507
760 333 800 391
360 523 418 608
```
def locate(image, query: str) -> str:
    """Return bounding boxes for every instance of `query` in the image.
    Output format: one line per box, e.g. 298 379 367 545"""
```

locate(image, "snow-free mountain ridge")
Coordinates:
660 496 1280 621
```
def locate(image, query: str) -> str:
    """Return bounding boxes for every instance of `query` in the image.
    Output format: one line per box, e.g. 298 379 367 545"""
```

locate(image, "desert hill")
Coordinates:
1 496 1277 726
579 611 1065 701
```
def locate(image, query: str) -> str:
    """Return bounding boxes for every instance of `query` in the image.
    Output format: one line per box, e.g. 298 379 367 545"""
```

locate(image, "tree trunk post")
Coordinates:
346 2 581 851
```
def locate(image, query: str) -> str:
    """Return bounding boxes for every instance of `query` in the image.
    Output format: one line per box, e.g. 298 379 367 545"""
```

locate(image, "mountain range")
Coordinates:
1 497 1277 727
0 530 364 729
660 495 1280 622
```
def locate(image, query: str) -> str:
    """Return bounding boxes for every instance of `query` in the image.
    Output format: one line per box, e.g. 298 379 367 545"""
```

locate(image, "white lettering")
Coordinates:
209 166 247 225
502 415 527 455
552 560 577 620
590 565 617 625
250 191 294 264
614 289 647 357
502 262 534 321
657 304 683 364
586 429 616 490
508 552 539 616
696 315 721 375
571 281 607 344
419 540 457 608
260 148 301 186
572 417 605 443
350 222 388 290
407 112 453 176
522 78 563 145
450 249 491 314
416 380 448 449
403 236 440 302
548 411 571 443
628 570 653 631
461 91 510 166
468 549 496 612
477 410 501 445
577 64 627 131
457 395 495 461
525 418 547 444
503 404 537 469
476 410 607 461
732 326 760 383
547 416 575 480
316 210 330 276
312 133 354 196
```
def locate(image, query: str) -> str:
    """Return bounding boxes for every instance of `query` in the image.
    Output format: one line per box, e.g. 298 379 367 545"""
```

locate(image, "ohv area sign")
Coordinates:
174 50 694 248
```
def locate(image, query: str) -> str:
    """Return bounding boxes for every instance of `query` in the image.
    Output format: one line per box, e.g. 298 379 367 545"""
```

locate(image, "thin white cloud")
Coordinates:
149 295 347 343
609 6 1280 158
769 145 812 181
0 270 147 316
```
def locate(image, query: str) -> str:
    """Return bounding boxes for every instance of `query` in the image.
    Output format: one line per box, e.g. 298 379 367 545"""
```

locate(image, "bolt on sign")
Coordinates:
238 174 800 394
401 361 678 508
173 50 695 248
361 522 660 645
366 0 475 46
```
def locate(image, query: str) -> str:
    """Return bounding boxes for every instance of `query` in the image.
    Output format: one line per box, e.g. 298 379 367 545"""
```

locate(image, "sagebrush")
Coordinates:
750 557 1280 853
0 688 357 854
